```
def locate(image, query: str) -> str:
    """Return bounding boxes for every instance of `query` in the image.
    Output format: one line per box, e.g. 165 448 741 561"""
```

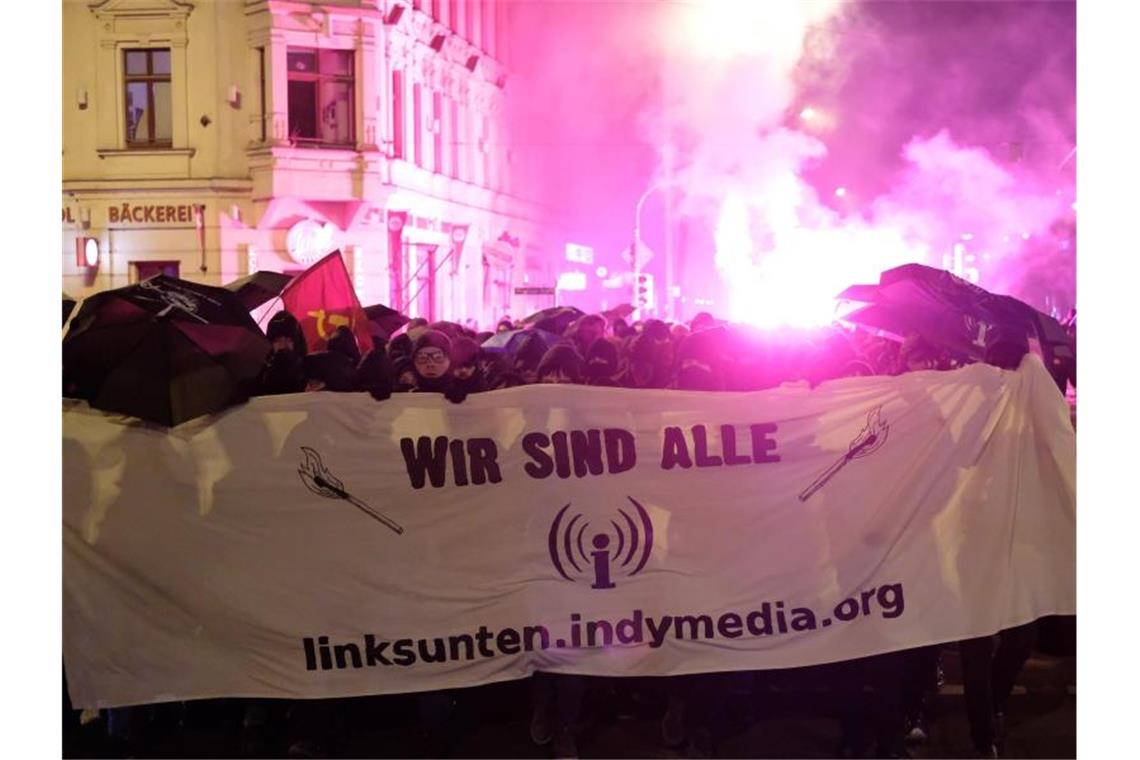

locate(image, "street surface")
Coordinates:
65 642 1074 758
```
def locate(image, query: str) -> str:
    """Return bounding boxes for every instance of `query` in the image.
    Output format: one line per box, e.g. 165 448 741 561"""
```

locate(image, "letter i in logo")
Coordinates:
590 535 615 589
548 496 654 590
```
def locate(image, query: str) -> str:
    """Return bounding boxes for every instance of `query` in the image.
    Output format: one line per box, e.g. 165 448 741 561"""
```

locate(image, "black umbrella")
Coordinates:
63 293 77 327
363 303 410 341
834 283 880 303
518 305 584 335
840 303 911 342
840 264 1075 378
480 327 562 356
223 271 294 310
63 275 271 427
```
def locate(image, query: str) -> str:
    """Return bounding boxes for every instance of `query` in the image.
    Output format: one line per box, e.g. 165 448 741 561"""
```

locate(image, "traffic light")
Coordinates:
635 272 654 311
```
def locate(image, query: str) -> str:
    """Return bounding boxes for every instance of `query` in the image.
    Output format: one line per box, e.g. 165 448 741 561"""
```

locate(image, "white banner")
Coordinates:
63 356 1075 709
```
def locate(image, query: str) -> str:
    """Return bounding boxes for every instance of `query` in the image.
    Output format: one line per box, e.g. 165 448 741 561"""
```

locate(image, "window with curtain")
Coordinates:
124 48 172 147
286 48 355 147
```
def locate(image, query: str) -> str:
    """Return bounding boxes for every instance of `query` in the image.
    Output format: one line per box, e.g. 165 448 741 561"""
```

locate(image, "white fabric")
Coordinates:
63 356 1075 709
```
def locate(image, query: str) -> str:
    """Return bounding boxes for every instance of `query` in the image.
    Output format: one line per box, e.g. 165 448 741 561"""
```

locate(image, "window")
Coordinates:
463 0 474 41
256 47 267 143
481 0 495 58
124 48 172 147
448 98 460 179
132 260 180 283
287 48 355 147
413 83 424 168
391 70 405 159
432 91 443 174
481 115 491 188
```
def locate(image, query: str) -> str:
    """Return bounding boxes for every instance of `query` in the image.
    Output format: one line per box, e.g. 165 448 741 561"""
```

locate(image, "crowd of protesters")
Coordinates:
252 307 1016 403
65 304 1075 760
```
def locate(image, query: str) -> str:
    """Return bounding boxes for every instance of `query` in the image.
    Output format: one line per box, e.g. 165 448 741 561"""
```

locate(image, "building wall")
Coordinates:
63 0 559 328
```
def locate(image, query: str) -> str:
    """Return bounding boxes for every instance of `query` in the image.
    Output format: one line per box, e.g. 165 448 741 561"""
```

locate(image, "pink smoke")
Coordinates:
500 1 1075 322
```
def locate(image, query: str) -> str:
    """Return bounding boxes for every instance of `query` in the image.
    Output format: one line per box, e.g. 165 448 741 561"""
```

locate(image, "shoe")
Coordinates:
414 728 451 758
971 744 999 759
661 697 686 748
685 727 714 759
530 702 554 747
286 740 326 758
994 712 1007 753
904 716 928 744
877 749 912 759
552 727 578 759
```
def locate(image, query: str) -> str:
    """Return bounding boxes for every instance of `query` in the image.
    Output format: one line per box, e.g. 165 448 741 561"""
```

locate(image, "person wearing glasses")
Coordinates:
409 330 454 394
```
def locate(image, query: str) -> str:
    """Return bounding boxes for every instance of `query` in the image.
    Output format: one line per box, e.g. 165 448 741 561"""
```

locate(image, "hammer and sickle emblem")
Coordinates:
306 309 353 338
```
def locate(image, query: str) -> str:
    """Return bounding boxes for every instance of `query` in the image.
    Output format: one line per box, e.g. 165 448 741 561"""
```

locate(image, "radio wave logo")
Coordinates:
547 496 654 590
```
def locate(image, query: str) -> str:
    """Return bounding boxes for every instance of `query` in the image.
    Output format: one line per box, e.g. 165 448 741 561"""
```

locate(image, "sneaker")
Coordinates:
878 748 912 760
661 697 686 748
530 702 554 747
904 717 928 744
994 712 1007 753
684 727 714 759
552 727 578 759
286 740 326 758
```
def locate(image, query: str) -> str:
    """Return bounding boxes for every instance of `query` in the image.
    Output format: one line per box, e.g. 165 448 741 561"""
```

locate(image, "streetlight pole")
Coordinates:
632 180 668 320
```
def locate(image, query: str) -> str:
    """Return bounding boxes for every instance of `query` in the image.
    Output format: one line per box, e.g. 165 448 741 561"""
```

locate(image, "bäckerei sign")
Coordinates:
62 357 1075 709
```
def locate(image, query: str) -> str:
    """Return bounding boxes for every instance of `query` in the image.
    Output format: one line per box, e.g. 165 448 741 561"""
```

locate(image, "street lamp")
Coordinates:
632 180 670 319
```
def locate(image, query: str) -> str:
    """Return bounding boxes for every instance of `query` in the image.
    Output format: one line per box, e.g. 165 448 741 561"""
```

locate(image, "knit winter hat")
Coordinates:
536 344 584 384
266 310 307 355
412 329 453 359
302 350 356 392
326 325 361 366
584 337 620 378
450 336 481 368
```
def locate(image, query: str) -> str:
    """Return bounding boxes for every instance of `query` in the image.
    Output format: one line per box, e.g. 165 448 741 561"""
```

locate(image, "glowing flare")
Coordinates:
666 0 842 61
714 194 929 329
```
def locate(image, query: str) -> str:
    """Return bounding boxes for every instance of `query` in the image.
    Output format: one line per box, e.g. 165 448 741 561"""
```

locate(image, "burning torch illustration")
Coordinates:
298 447 404 535
798 406 890 502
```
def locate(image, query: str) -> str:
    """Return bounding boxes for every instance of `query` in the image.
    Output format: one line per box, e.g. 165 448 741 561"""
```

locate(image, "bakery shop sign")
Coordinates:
106 203 202 225
62 203 205 226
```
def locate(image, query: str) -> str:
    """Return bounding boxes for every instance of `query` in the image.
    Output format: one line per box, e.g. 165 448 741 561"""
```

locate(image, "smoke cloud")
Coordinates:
502 0 1075 319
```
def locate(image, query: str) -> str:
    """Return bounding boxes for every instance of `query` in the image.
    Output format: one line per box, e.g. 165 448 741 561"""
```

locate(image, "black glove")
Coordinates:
369 384 392 402
444 385 469 404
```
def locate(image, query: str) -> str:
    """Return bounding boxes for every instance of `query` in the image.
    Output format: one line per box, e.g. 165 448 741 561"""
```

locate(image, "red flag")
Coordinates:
280 251 373 354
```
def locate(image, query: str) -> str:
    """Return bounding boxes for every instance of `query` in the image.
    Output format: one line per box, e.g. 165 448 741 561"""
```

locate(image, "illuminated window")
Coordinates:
286 48 355 147
131 261 180 283
124 48 172 147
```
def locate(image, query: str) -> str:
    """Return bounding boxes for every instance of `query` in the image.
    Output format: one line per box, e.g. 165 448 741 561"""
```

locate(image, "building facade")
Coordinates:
63 0 562 327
